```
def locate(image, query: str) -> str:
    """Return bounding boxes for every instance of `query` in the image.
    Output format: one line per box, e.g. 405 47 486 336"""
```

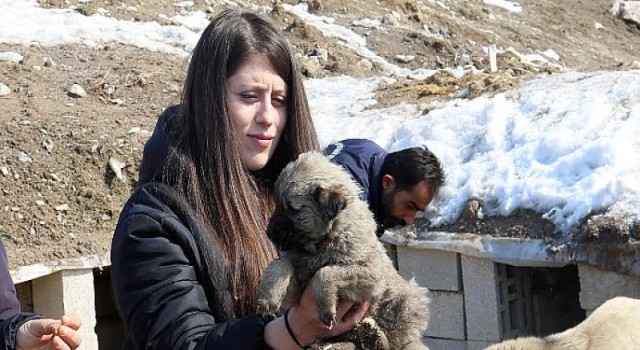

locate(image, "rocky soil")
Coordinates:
1 0 639 268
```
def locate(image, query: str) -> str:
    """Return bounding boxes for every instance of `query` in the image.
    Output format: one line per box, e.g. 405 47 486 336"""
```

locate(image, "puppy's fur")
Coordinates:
256 152 430 350
485 296 640 350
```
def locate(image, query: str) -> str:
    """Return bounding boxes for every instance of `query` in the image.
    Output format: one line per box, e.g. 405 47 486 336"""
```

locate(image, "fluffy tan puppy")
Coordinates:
484 296 640 350
256 152 430 350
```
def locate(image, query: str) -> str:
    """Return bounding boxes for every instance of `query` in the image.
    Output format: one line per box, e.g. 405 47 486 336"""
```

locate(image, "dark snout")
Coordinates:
266 209 287 242
266 208 298 251
266 208 319 254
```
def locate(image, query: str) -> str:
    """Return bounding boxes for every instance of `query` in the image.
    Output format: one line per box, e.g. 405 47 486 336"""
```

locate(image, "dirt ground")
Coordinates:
1 0 639 268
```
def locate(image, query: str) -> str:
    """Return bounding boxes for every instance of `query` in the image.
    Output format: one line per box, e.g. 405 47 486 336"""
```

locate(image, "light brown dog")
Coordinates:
484 296 640 350
256 152 430 350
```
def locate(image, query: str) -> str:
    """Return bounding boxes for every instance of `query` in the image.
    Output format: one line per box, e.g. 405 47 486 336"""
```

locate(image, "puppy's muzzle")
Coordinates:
266 210 297 250
267 210 320 254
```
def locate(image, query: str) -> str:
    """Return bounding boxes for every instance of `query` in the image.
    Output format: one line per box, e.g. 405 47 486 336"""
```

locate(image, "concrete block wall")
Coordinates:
9 247 639 350
94 269 125 350
428 291 466 340
30 269 99 350
397 246 468 343
14 281 33 312
397 246 462 291
578 264 640 314
424 338 493 350
461 255 501 342
424 337 466 350
397 246 506 348
394 244 640 350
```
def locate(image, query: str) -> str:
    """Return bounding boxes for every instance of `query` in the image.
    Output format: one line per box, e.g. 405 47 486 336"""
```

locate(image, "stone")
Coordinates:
68 84 87 98
612 1 640 26
0 83 10 97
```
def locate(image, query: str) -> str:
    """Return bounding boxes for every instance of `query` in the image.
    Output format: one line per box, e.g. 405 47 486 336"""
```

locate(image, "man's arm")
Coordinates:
0 240 19 322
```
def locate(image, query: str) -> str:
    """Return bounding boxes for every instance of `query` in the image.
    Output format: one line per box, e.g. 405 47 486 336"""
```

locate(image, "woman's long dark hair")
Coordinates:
162 10 319 316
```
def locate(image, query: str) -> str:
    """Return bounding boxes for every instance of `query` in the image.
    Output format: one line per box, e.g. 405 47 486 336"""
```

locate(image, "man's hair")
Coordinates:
159 10 319 316
381 146 445 194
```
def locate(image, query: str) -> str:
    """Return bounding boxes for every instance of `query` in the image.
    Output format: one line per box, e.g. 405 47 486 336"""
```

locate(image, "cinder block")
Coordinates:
578 264 640 310
94 269 124 350
397 246 461 291
585 309 595 318
32 269 99 350
424 337 466 350
462 255 501 342
467 340 495 350
426 290 465 340
14 281 33 312
494 264 533 339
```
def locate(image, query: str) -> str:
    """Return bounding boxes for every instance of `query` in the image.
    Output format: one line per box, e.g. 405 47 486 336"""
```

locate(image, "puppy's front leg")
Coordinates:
311 266 340 327
256 258 298 316
311 265 381 327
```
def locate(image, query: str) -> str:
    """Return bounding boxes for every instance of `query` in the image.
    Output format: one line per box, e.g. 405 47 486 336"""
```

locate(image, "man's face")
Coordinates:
380 177 435 229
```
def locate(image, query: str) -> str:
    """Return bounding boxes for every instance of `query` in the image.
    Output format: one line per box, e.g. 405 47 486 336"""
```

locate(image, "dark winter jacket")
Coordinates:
110 107 273 350
0 240 41 350
0 240 19 322
324 139 387 234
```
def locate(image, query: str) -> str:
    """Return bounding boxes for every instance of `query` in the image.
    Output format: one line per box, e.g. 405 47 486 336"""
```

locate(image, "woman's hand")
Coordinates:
16 314 82 350
287 284 370 346
263 284 370 349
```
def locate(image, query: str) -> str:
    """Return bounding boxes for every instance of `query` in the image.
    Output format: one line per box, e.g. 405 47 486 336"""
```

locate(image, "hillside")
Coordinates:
1 0 639 268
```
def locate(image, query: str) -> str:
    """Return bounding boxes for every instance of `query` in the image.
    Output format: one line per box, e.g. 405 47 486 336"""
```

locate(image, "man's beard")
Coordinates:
380 189 404 229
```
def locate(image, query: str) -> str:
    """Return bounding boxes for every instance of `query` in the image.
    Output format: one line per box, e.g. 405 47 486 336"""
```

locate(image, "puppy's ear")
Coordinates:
314 186 347 221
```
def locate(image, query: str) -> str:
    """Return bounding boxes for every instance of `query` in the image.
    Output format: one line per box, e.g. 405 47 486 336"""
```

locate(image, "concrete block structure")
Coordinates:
10 255 110 350
385 230 638 349
398 246 461 291
32 269 99 350
578 263 640 312
93 269 125 350
427 290 466 339
7 232 638 350
467 340 496 350
425 337 467 350
461 255 501 342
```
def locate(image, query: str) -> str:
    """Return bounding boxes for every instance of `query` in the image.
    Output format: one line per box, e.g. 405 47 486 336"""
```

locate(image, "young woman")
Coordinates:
110 9 368 349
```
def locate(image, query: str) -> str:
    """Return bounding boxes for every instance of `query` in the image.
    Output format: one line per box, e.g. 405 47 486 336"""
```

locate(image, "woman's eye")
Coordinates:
272 96 287 107
240 93 257 101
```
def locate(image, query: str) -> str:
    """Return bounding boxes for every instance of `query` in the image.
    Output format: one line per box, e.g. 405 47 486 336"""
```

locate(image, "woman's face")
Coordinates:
227 54 288 171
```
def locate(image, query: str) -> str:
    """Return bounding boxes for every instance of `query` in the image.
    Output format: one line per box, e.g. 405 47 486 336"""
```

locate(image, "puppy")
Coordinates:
256 152 430 350
484 296 640 350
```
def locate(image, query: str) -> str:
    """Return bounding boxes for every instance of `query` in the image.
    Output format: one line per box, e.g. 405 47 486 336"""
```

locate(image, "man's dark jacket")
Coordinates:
1 240 41 349
111 107 272 350
324 139 387 234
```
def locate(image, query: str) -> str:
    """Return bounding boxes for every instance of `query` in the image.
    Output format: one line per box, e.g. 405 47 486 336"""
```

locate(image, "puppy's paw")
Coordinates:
352 318 389 350
319 311 337 329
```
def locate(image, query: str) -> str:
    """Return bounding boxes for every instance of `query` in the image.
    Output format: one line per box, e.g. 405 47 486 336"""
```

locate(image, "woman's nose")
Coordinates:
255 99 275 125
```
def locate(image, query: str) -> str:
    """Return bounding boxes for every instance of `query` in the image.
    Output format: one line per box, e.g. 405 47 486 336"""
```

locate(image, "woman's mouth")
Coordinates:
250 135 273 148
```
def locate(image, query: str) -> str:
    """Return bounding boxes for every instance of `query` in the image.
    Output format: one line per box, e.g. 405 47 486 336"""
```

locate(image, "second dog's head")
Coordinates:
267 152 361 254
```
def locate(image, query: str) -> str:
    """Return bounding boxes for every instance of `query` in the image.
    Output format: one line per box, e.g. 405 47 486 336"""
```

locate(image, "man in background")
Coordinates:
325 139 445 236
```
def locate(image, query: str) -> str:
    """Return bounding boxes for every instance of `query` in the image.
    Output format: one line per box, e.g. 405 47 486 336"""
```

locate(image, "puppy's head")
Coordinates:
267 152 359 254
